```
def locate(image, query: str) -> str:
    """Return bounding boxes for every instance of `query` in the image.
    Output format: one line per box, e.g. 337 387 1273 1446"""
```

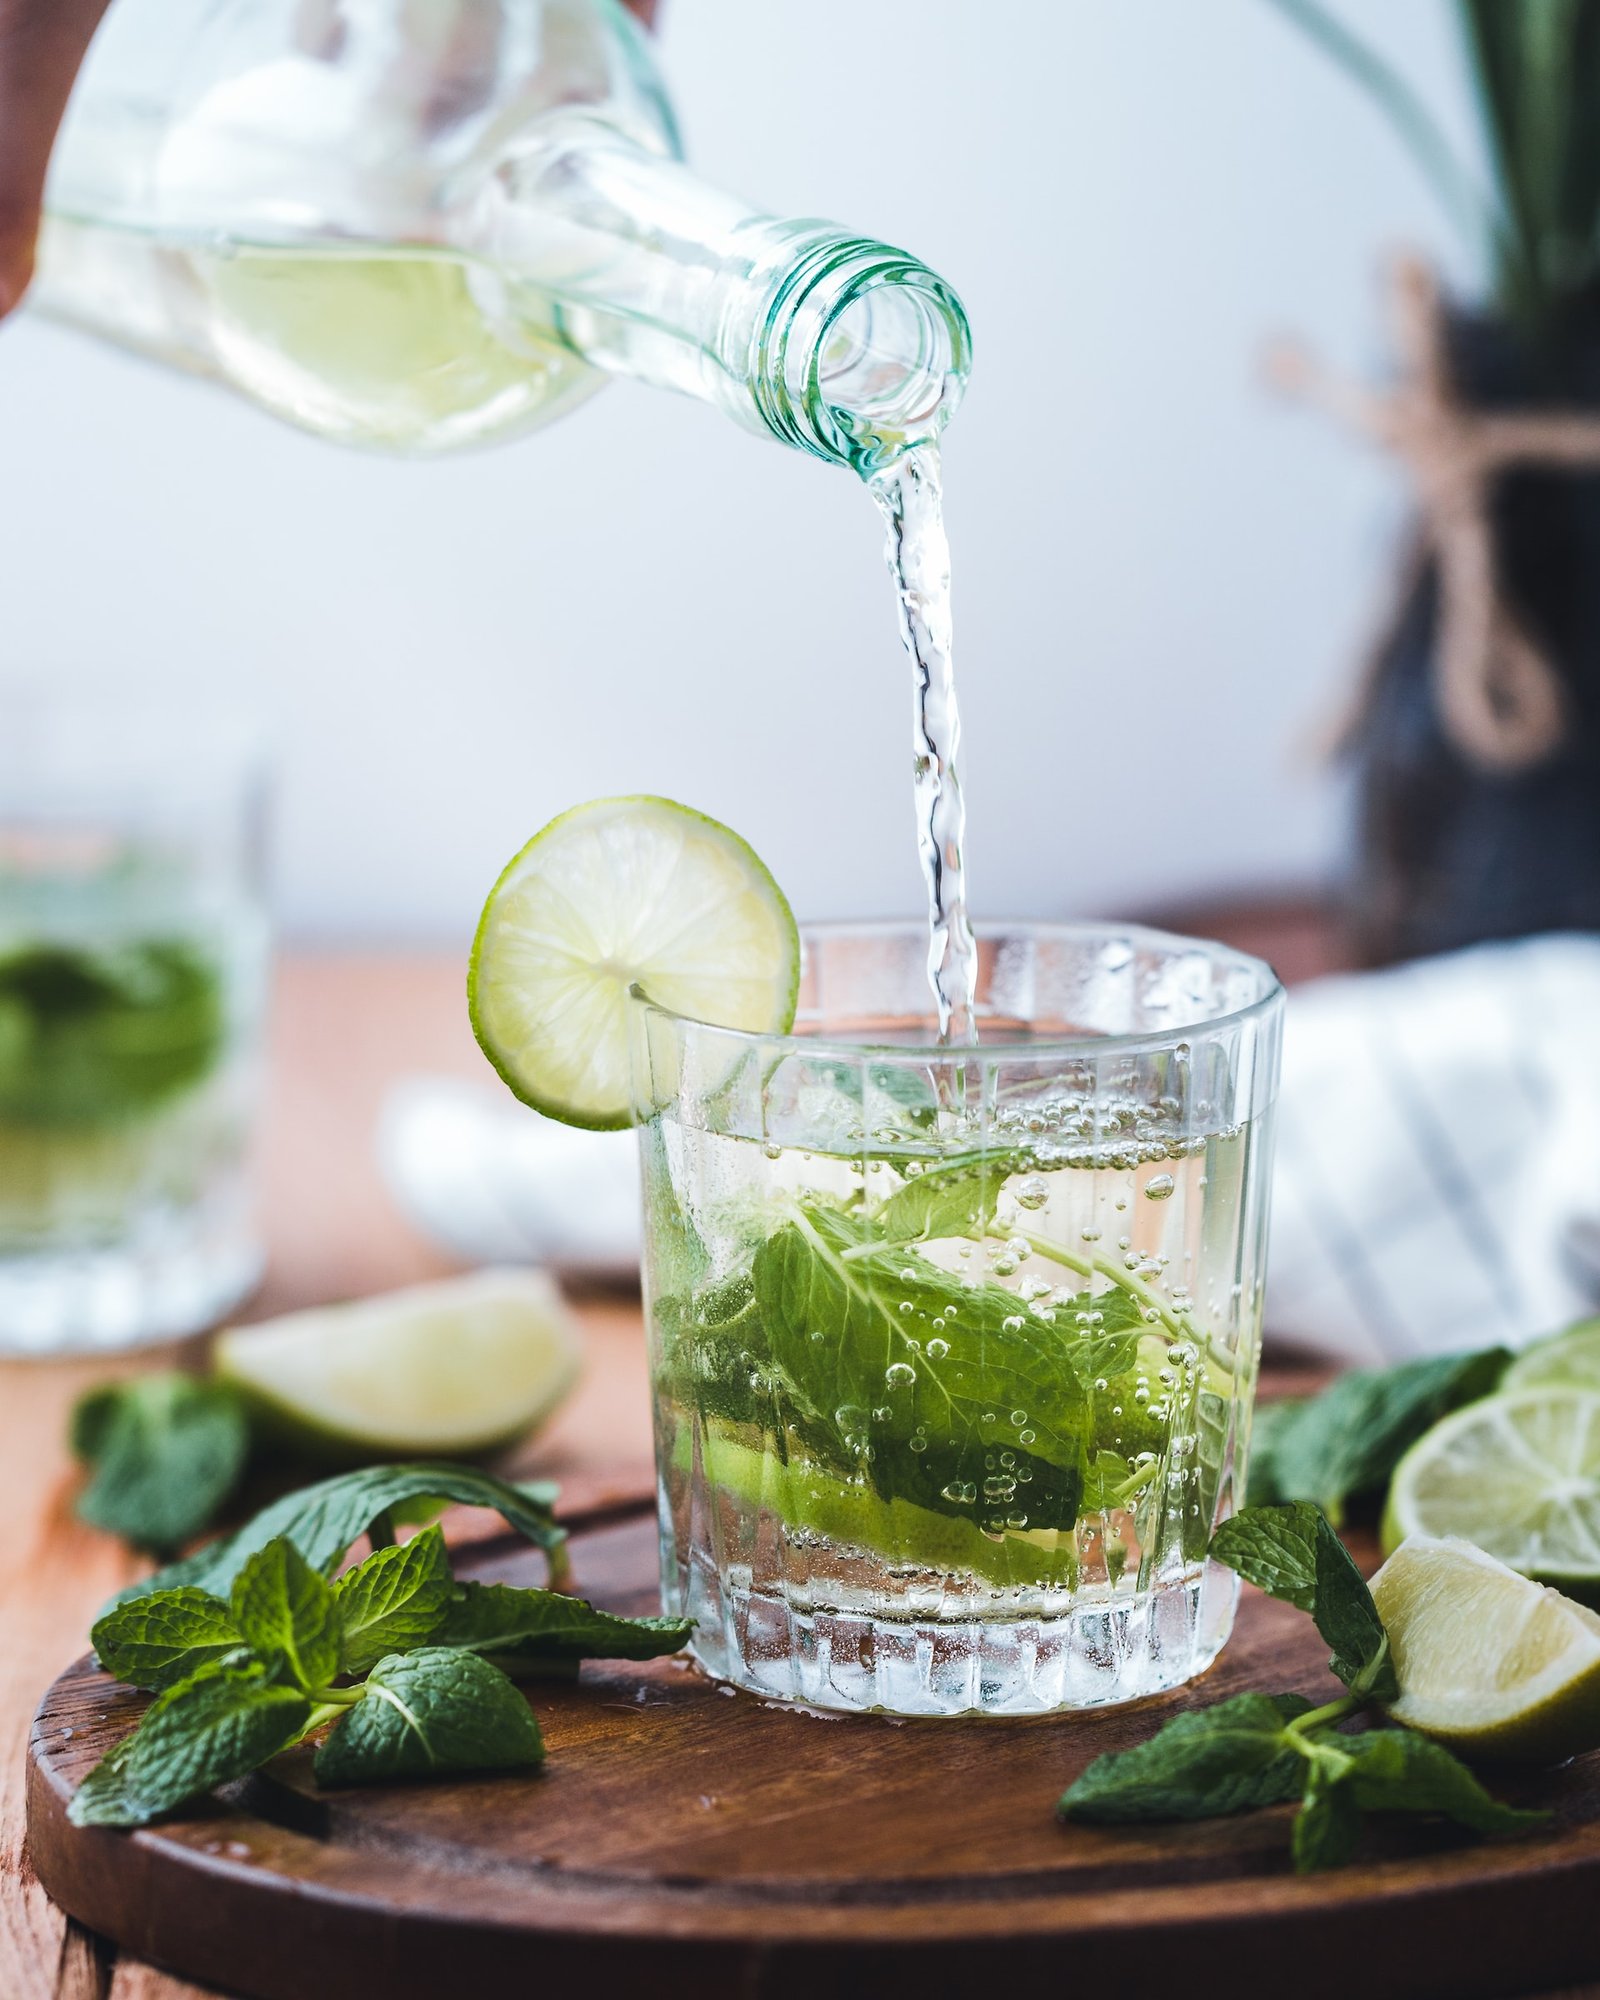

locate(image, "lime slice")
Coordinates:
685 1422 1079 1591
1372 1535 1600 1762
1504 1316 1600 1396
469 796 799 1131
214 1270 582 1463
1382 1388 1600 1600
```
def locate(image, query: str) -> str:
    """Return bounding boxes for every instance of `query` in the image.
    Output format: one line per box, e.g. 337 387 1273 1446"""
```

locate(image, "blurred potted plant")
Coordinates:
1269 0 1600 963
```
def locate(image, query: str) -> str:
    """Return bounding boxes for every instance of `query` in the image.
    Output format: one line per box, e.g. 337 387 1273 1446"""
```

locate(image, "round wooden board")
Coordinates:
28 1508 1600 2000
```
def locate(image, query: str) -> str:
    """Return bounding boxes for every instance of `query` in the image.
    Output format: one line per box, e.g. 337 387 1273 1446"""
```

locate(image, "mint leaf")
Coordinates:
1341 1729 1548 1837
71 1375 249 1556
0 939 225 1129
230 1539 341 1693
92 1588 245 1693
1211 1504 1397 1700
313 1649 544 1787
68 1658 310 1829
106 1463 565 1614
872 1151 1027 1244
1292 1766 1364 1873
1248 1351 1508 1522
751 1201 1089 1535
334 1525 454 1676
430 1580 691 1667
1059 1693 1314 1823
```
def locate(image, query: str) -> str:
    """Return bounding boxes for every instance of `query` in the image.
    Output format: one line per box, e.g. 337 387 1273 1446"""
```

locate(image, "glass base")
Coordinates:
0 1230 264 1357
669 1531 1240 1718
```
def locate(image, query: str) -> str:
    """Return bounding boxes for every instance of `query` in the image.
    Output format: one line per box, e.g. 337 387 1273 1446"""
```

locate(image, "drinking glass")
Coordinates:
0 703 269 1355
632 922 1284 1717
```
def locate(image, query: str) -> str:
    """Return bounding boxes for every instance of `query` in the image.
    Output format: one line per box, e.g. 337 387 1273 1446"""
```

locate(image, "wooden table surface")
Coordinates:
0 952 660 2000
1 923 1349 2000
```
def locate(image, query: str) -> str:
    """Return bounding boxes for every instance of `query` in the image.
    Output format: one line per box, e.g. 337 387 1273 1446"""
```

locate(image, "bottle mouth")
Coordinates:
751 236 972 476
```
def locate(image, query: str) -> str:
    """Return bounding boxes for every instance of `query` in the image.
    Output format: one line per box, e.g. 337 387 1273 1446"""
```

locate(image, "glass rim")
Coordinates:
629 916 1285 1066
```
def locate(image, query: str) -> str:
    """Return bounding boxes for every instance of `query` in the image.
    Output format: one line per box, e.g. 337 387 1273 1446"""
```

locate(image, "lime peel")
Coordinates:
1373 1535 1600 1763
215 1269 582 1463
469 796 799 1131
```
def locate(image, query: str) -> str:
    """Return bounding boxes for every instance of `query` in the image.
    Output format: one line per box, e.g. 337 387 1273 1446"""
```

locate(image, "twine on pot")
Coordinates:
1267 254 1600 773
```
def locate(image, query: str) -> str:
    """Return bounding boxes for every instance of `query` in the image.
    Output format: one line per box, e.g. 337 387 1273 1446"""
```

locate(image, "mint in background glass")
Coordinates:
631 922 1284 1718
0 703 269 1355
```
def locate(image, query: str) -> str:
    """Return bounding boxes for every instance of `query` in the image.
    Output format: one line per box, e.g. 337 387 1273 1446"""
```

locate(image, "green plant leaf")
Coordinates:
1247 1351 1507 1522
105 1463 565 1616
429 1580 691 1668
1059 1693 1314 1824
1211 1504 1397 1700
68 1658 310 1829
871 1151 1028 1244
71 1375 250 1556
91 1588 246 1693
1341 1728 1549 1836
313 1649 544 1787
229 1539 342 1694
751 1201 1090 1534
333 1524 455 1676
1292 1764 1365 1873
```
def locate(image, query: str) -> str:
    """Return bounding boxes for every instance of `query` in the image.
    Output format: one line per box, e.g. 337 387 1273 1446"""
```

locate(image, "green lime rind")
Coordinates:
1373 1535 1600 1764
468 795 800 1132
1503 1317 1600 1398
1382 1388 1600 1605
685 1423 1081 1591
213 1277 583 1468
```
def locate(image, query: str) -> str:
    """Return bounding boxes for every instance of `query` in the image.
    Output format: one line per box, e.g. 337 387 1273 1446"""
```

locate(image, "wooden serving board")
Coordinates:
27 1502 1600 2000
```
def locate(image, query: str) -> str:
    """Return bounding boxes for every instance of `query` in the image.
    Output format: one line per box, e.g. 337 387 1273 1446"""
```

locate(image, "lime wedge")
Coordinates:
214 1270 582 1463
1372 1535 1600 1762
1382 1388 1600 1600
469 796 799 1130
1504 1316 1600 1395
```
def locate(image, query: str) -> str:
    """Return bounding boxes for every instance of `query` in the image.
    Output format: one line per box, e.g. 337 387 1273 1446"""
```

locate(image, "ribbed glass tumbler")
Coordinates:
632 922 1283 1717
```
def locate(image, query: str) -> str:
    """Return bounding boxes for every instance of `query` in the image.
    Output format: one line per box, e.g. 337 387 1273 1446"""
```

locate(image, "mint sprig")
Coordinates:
74 1480 691 1830
71 1375 251 1556
1058 1502 1547 1872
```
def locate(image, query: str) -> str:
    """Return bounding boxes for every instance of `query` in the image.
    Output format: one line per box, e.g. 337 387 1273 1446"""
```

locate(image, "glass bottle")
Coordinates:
31 0 970 474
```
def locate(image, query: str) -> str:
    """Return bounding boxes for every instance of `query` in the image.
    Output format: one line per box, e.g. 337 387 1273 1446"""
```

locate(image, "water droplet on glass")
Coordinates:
1014 1176 1049 1211
1145 1173 1176 1201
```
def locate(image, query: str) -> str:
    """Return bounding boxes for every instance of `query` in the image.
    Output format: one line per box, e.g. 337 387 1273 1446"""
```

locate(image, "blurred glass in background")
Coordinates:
0 704 269 1354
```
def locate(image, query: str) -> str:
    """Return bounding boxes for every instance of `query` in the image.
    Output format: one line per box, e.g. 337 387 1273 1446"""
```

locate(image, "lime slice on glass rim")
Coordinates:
215 1270 583 1463
1503 1316 1600 1396
1382 1388 1600 1602
469 796 800 1130
1371 1535 1600 1762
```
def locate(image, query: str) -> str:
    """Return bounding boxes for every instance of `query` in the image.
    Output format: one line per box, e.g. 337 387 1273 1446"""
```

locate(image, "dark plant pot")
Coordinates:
1349 298 1600 965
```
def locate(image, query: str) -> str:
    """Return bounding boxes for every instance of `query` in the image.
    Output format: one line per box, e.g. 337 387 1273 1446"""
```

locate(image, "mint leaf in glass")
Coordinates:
71 1375 250 1556
0 940 225 1129
68 1658 310 1829
92 1587 246 1693
751 1201 1090 1534
334 1524 455 1676
313 1649 544 1787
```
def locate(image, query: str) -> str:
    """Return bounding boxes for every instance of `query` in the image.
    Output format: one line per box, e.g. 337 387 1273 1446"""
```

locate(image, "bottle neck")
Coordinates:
474 116 970 475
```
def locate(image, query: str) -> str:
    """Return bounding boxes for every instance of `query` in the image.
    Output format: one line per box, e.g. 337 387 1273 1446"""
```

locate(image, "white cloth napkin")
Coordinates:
1267 934 1600 1363
379 934 1600 1357
377 1078 641 1281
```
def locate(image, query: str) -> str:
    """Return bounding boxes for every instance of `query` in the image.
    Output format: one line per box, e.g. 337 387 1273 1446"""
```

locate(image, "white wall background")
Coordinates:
0 0 1486 943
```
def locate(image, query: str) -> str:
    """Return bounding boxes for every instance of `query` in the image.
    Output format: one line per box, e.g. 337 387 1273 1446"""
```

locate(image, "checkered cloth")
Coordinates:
1267 934 1600 1363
